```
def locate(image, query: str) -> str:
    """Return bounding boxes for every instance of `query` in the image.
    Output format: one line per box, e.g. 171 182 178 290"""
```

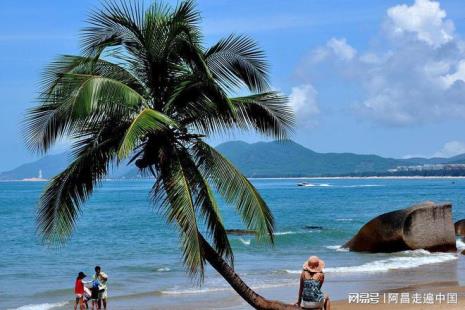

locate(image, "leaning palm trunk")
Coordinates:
200 235 299 310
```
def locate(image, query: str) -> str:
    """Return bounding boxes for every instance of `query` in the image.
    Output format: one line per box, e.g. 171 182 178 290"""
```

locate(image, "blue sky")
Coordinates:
2 0 465 171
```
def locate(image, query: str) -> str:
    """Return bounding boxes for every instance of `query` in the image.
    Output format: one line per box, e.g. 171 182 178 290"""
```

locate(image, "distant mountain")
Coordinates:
216 140 465 177
0 153 71 180
0 153 135 180
2 140 465 180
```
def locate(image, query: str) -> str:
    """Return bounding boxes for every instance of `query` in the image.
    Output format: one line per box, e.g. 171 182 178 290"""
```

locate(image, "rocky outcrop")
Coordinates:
304 225 323 230
225 229 256 235
454 219 465 236
344 201 457 253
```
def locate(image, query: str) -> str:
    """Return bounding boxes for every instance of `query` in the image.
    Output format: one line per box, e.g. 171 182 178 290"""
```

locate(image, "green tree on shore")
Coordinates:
25 1 296 309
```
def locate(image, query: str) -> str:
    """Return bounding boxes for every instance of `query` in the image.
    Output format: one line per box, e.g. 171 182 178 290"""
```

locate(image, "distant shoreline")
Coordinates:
248 176 465 180
1 175 465 182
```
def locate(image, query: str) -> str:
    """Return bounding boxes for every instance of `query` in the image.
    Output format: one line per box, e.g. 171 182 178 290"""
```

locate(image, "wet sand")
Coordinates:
52 254 465 309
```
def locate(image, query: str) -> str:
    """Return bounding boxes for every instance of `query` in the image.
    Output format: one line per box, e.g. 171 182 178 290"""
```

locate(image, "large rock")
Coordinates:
344 201 457 253
455 219 465 236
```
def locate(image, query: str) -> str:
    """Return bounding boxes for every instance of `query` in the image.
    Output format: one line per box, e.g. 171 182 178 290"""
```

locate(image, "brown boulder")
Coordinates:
454 219 465 236
344 201 457 253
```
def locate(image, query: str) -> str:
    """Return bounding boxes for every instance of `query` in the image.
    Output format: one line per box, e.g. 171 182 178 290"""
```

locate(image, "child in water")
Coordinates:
74 272 90 310
90 279 101 310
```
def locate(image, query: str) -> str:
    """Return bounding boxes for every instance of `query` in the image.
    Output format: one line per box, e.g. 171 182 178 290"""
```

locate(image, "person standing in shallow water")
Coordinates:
74 272 91 310
295 256 331 310
93 266 108 310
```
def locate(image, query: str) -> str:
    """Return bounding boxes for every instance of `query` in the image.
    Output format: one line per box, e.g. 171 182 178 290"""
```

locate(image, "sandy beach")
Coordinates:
333 283 465 309
92 258 465 310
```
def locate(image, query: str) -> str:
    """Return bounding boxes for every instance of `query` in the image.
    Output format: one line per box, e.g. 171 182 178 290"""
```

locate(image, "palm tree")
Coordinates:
25 1 296 309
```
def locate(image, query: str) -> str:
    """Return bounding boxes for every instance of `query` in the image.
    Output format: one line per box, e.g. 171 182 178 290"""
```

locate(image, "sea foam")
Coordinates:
274 231 297 235
456 238 465 251
325 245 349 252
342 184 383 188
285 249 457 274
239 238 251 245
156 267 171 272
302 183 332 187
10 302 68 310
161 282 292 295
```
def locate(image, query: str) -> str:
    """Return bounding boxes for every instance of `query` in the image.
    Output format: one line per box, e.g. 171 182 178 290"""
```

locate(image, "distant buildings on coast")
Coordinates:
388 164 465 173
21 169 48 182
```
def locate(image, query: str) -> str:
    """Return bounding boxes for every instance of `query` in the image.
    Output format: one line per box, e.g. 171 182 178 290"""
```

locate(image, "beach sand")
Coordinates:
332 283 465 309
77 256 464 309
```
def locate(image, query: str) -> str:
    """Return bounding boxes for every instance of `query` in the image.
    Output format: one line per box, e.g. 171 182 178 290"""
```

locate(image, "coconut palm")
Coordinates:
24 1 296 309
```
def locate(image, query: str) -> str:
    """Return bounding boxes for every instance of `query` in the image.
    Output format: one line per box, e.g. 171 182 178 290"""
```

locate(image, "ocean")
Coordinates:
1 178 465 309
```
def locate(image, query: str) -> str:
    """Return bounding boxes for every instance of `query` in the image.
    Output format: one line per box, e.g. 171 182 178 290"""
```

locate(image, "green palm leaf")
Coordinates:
177 146 233 265
205 34 270 92
41 55 147 96
118 108 177 159
65 74 145 117
231 92 295 140
38 123 124 244
25 56 145 154
152 145 204 277
193 140 274 242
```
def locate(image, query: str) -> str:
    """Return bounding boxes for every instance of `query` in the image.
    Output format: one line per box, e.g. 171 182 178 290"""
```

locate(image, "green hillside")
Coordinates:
2 140 464 179
217 140 409 177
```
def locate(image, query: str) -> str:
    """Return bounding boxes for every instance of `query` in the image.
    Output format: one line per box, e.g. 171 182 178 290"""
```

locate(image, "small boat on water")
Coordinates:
297 182 310 187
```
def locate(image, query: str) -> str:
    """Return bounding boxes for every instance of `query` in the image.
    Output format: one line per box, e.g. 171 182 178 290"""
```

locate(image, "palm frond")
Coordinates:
41 55 147 96
118 108 177 159
177 146 233 265
231 92 294 140
177 90 293 140
82 0 146 57
205 34 270 92
24 55 145 154
165 75 235 124
152 145 204 277
193 141 274 242
25 73 144 154
37 124 123 244
63 74 145 117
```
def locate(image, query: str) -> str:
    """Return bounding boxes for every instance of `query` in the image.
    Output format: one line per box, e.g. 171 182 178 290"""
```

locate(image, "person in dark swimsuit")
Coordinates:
295 256 331 310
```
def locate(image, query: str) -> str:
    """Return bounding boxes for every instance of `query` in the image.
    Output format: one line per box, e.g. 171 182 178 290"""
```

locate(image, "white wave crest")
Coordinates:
336 218 353 221
326 245 349 252
10 302 68 310
162 287 229 295
156 267 171 272
302 183 316 187
456 238 465 251
301 183 332 187
274 231 297 235
161 282 291 295
342 184 382 188
239 238 251 245
285 250 457 274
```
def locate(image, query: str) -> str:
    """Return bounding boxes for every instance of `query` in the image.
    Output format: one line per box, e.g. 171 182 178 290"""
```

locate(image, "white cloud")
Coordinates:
300 0 465 127
441 60 465 88
327 38 357 60
288 84 319 127
433 141 465 157
310 38 357 62
386 0 454 47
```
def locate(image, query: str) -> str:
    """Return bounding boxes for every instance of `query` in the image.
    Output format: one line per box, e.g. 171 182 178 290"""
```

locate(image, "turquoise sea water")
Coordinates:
1 178 465 309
